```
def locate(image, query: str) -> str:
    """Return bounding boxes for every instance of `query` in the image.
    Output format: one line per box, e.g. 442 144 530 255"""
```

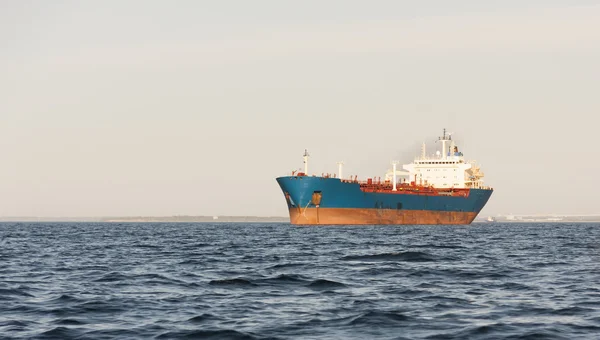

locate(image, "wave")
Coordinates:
54 318 86 325
156 329 259 340
134 273 190 286
530 261 571 267
494 282 532 291
341 251 440 262
79 300 128 314
46 294 82 303
266 262 306 270
451 269 511 280
357 266 402 276
412 244 467 249
428 323 519 339
37 326 85 339
178 256 223 265
188 313 221 323
0 288 34 298
132 243 163 249
0 319 35 332
209 278 255 286
348 311 412 325
181 242 212 249
209 274 314 287
92 271 130 283
550 306 595 316
307 279 346 290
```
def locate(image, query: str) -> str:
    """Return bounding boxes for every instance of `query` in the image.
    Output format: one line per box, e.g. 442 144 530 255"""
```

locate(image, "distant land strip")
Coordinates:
0 216 289 223
0 215 599 223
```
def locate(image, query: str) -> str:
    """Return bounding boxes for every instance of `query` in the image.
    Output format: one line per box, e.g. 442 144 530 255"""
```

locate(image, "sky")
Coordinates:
1 0 599 217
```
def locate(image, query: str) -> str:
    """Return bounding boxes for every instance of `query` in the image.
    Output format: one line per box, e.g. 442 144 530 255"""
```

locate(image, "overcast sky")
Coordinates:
1 0 599 217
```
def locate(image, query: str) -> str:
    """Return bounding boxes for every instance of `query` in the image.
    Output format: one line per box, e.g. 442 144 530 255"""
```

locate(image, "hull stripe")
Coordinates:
289 208 477 225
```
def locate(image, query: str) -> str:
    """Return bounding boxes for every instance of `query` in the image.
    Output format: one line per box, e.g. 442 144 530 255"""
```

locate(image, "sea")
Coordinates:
1 222 599 340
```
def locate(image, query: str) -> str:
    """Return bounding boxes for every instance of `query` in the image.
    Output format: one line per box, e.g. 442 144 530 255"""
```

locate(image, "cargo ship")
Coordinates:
276 129 493 225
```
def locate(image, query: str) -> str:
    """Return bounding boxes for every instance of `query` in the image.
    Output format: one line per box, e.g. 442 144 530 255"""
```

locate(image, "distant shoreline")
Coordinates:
0 216 290 223
0 216 599 223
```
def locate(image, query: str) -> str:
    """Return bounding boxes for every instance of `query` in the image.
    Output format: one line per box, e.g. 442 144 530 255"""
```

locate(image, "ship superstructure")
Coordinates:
276 129 493 225
399 129 486 189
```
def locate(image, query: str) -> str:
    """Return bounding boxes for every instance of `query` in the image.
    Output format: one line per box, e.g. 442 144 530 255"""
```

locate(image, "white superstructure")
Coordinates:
388 129 486 189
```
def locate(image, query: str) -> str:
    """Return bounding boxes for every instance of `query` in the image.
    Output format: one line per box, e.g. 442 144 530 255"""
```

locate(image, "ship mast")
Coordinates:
303 149 310 174
391 161 399 191
337 161 344 179
438 128 451 160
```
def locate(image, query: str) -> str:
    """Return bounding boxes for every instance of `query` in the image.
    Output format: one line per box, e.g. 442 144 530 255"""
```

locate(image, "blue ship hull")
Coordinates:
276 176 493 225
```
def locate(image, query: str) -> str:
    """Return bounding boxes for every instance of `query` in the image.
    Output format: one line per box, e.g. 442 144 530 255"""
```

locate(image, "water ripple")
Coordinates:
0 222 599 339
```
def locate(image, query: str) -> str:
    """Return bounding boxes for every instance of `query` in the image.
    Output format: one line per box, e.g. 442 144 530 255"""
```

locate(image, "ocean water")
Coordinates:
1 222 600 340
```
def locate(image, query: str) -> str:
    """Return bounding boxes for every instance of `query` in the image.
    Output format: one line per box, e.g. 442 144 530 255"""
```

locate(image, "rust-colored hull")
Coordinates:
288 207 478 225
